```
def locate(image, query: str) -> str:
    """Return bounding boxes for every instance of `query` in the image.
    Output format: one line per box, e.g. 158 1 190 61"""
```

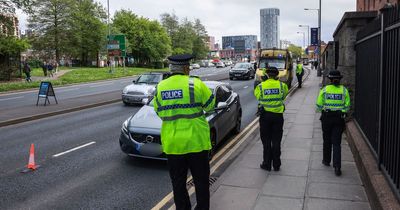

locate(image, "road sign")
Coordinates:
107 35 126 57
311 28 318 46
36 82 58 106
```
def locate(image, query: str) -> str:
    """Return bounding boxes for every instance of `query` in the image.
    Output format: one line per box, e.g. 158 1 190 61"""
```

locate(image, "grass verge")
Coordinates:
0 67 167 92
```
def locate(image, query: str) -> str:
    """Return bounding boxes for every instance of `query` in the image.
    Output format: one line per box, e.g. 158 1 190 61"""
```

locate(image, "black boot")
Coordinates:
322 160 330 166
334 167 342 176
260 163 271 171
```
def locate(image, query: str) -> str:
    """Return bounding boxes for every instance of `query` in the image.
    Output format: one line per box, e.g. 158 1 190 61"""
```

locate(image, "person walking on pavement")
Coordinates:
314 60 319 71
154 54 215 210
316 70 350 176
47 62 54 77
296 60 304 88
254 66 288 171
23 62 32 82
42 61 47 77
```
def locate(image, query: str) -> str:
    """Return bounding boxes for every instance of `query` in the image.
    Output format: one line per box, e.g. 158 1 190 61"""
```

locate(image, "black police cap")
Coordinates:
266 66 279 76
327 70 343 79
167 54 194 65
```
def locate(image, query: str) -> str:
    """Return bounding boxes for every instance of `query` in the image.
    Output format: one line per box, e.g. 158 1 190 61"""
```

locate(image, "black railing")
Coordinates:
355 4 400 201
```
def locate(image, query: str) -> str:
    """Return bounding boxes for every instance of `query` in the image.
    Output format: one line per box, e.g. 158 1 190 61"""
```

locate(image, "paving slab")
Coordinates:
254 196 303 210
261 175 307 198
210 185 259 210
308 182 368 201
287 125 314 139
274 159 309 177
309 169 362 185
281 148 311 161
221 166 267 188
305 198 371 210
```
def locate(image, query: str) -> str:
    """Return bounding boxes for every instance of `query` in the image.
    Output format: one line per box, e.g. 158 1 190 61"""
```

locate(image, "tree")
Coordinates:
160 13 209 59
28 0 74 62
68 0 107 66
288 44 303 59
113 10 171 65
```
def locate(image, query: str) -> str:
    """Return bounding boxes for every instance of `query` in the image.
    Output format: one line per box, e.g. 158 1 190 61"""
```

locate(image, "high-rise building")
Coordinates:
221 35 258 61
280 40 291 49
357 0 398 11
260 8 280 49
207 36 216 50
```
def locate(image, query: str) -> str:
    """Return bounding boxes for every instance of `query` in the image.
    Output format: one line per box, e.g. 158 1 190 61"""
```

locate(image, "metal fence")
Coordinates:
355 4 400 200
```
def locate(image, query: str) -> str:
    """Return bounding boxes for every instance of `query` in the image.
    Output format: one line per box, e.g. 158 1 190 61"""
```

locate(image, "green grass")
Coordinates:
0 67 167 92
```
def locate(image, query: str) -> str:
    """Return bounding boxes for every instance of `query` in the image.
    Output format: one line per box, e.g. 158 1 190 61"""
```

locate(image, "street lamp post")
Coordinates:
304 6 322 76
299 25 310 47
297 32 306 49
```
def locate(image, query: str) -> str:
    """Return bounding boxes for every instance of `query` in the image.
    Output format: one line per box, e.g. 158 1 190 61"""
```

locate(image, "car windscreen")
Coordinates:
137 74 162 84
148 87 215 107
259 59 286 70
234 63 249 69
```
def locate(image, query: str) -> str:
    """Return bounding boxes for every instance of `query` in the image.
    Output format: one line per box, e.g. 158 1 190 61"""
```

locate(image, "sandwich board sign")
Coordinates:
36 81 58 106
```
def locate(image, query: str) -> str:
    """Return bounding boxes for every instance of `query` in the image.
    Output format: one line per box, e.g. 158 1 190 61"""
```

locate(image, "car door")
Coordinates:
214 86 230 140
222 85 238 132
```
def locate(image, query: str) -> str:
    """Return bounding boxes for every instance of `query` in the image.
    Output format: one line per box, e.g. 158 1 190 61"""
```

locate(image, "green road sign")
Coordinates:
107 34 126 57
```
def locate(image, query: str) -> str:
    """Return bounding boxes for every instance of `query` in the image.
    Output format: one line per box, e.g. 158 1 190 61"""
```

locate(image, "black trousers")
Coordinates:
321 112 345 168
296 73 303 88
259 111 284 168
166 150 210 210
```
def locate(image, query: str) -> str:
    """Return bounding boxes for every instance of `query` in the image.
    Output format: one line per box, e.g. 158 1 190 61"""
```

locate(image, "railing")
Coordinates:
355 4 400 201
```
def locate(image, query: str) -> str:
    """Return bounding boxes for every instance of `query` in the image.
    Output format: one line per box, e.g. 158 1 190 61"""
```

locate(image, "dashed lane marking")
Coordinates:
56 88 80 93
52 141 96 157
0 96 24 101
89 82 114 88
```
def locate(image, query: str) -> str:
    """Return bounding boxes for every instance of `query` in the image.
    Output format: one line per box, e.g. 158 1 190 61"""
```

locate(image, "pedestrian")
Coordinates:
23 62 32 82
254 66 288 171
296 60 304 88
154 54 215 210
314 60 319 71
253 61 257 71
47 62 54 77
42 61 47 77
316 70 350 176
54 61 59 75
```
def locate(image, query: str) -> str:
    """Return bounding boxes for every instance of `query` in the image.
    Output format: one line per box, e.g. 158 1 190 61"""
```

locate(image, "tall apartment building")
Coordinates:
280 40 291 49
357 0 399 11
260 8 280 49
207 36 216 50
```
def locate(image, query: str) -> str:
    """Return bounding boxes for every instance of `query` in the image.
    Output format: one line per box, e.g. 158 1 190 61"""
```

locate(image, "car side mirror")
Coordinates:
215 102 228 111
133 79 137 83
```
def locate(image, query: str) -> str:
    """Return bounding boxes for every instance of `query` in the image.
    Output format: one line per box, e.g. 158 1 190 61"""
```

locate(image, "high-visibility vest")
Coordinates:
296 64 303 74
154 74 215 155
254 79 288 113
316 84 350 112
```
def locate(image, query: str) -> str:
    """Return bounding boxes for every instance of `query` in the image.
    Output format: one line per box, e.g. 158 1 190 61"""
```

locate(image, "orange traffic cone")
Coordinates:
27 144 37 170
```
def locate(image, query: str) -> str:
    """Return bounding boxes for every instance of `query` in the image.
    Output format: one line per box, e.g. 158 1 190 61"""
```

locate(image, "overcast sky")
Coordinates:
18 0 356 47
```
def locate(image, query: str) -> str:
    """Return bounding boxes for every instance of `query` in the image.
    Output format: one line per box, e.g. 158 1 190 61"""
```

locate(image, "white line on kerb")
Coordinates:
52 141 96 157
0 96 24 101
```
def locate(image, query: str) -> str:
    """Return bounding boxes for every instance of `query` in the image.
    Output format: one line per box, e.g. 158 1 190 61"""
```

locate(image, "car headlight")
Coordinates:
122 120 128 133
122 87 128 94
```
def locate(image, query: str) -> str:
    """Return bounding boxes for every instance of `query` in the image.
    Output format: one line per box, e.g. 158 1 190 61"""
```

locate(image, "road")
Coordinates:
0 66 231 111
0 75 258 209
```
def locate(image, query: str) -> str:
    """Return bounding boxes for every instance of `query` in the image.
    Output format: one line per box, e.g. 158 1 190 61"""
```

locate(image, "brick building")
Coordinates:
357 0 399 11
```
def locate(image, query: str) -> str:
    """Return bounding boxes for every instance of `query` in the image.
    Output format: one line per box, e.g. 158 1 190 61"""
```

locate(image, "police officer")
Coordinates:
296 60 304 88
154 54 215 210
254 67 288 171
316 70 350 176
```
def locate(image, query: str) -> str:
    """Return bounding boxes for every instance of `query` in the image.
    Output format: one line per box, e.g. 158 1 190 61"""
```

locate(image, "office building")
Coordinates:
260 8 280 49
221 35 258 61
280 40 291 49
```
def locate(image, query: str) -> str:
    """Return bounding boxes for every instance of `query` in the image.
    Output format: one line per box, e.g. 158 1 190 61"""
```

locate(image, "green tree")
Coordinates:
28 0 74 62
288 44 303 59
113 10 171 66
68 0 107 66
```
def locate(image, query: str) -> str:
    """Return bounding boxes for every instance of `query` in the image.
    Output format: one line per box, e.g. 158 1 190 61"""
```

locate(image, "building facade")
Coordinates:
280 40 291 49
207 36 216 50
222 35 257 51
0 13 19 37
357 0 399 11
260 8 280 49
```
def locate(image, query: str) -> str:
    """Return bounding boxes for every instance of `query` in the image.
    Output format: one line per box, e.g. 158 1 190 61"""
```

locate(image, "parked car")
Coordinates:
191 63 200 69
122 72 170 105
229 62 255 80
216 61 226 68
223 60 232 66
119 81 242 160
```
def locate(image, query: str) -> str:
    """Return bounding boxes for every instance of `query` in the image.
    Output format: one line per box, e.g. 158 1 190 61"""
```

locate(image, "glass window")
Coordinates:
234 63 250 69
215 85 232 104
259 58 286 69
136 74 162 84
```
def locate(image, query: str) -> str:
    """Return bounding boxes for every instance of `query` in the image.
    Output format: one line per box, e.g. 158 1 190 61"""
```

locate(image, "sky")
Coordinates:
17 0 356 47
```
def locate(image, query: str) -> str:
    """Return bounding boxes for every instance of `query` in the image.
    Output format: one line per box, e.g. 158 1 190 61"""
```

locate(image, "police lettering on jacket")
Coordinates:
264 88 280 95
161 90 183 100
326 94 343 100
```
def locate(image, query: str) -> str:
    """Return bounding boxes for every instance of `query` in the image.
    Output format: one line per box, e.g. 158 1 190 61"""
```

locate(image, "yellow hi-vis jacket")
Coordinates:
154 74 215 155
254 78 288 113
316 84 350 113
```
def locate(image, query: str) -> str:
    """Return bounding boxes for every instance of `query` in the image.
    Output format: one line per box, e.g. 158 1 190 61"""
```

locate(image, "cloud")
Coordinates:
18 0 356 47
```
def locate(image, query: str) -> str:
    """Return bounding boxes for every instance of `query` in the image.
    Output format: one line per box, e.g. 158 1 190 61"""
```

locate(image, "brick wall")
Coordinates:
357 0 399 11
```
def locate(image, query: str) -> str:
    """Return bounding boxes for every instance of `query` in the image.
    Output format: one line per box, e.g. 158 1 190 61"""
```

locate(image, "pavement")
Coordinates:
208 69 371 210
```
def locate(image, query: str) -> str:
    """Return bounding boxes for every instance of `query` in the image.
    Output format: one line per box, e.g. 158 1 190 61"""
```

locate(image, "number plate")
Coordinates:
235 74 241 77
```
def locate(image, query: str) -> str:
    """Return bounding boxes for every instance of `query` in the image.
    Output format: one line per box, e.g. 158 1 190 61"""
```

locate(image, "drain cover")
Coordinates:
187 176 218 187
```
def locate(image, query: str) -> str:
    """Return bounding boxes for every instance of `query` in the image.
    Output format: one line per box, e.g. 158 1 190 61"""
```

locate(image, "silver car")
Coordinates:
119 81 242 160
122 72 170 105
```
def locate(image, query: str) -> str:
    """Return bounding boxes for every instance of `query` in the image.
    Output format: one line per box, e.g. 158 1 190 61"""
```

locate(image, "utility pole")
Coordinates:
318 0 322 76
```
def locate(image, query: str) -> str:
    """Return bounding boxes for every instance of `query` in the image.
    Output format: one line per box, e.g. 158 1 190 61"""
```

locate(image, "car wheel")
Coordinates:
230 77 233 80
233 110 242 134
123 101 129 106
208 129 217 160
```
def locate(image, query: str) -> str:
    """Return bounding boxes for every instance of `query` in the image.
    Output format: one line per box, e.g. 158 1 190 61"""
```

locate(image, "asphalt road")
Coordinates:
0 76 257 210
0 66 231 111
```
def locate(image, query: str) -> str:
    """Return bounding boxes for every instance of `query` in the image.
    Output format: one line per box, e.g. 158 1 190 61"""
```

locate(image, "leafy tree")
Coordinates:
288 44 303 59
68 0 107 66
113 10 171 65
28 0 74 62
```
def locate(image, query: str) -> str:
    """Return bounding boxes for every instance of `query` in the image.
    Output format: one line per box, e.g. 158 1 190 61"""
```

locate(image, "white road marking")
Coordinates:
0 96 24 101
53 141 96 157
56 87 80 93
243 86 248 89
89 82 114 88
